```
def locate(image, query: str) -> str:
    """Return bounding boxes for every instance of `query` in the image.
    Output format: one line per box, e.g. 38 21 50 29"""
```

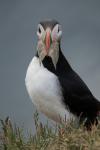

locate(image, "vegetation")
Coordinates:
0 112 100 150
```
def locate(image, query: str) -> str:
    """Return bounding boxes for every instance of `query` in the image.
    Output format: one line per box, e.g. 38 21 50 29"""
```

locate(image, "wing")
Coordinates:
58 69 99 117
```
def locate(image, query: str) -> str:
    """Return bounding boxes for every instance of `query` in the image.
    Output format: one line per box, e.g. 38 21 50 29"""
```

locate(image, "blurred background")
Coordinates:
0 0 100 133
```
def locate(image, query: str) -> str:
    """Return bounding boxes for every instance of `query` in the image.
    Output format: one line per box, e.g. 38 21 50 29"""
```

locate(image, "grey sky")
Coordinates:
0 0 100 132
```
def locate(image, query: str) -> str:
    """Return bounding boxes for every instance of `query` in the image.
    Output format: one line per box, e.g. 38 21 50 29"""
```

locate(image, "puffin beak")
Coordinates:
45 30 52 53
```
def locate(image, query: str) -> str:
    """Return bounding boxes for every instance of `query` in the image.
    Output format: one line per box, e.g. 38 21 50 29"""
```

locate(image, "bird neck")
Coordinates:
36 45 72 75
55 44 72 74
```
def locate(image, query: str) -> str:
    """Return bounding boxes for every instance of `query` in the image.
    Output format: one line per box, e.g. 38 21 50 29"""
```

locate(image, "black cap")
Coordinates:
39 19 59 30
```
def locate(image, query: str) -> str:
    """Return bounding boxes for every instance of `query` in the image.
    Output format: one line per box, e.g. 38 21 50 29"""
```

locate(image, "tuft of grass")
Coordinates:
0 113 100 150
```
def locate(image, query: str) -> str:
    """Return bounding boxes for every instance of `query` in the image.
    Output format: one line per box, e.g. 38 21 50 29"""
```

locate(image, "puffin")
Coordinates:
25 19 100 129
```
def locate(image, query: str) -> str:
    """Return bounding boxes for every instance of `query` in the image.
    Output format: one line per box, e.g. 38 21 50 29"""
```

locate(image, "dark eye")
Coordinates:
58 27 60 32
38 27 41 34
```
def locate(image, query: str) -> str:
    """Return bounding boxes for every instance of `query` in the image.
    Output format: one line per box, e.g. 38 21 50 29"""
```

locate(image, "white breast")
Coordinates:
25 56 74 122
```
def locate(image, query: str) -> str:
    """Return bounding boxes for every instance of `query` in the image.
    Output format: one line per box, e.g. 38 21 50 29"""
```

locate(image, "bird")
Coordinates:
25 19 100 129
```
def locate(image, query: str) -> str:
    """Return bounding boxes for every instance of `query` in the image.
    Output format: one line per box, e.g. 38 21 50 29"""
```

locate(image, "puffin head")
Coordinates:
36 19 62 68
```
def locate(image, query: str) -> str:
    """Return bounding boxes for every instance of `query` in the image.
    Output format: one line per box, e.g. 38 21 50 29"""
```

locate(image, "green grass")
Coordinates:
0 112 100 150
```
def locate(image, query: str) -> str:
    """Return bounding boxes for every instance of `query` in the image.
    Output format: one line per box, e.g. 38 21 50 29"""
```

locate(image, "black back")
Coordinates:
36 47 100 129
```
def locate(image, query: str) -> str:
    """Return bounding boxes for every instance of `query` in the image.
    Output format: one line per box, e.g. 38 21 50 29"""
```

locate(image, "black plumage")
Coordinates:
40 47 100 129
40 19 59 30
36 19 100 129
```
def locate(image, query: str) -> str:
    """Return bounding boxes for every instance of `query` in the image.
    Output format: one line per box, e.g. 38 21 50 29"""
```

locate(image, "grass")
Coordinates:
0 112 100 150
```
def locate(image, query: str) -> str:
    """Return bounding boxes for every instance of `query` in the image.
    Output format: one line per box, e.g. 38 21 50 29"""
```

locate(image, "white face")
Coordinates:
51 24 62 41
37 24 45 40
36 23 62 69
37 23 62 42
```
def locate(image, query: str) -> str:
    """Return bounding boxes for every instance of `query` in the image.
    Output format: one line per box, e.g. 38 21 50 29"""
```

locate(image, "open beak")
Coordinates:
45 30 52 53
